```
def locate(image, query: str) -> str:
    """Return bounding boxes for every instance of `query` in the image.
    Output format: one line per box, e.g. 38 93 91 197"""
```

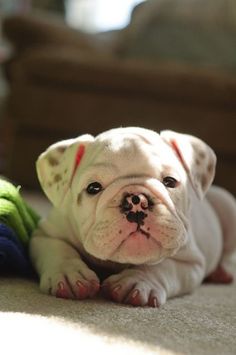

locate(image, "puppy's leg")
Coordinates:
30 235 100 299
102 258 205 307
206 186 236 283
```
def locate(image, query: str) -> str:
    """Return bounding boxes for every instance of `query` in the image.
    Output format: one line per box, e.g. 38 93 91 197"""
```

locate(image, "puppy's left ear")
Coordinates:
160 130 216 199
36 134 94 207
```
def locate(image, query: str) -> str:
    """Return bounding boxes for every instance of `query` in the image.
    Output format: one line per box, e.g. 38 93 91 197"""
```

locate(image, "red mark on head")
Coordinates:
171 139 189 173
70 144 85 186
171 139 183 162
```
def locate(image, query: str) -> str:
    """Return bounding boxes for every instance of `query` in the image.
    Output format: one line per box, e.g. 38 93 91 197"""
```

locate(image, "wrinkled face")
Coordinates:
38 127 216 266
70 134 189 265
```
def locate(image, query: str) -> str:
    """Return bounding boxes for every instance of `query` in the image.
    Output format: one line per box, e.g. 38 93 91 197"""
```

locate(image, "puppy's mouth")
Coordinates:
129 225 151 239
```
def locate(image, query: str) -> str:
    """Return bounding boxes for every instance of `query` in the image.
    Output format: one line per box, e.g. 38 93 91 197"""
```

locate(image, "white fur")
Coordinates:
30 127 236 306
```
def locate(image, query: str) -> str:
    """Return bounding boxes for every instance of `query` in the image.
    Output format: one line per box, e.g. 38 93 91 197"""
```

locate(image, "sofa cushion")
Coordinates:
119 0 236 71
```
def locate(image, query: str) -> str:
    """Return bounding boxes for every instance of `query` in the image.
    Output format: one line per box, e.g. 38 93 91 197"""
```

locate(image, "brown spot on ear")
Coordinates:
198 150 206 159
201 175 208 189
57 146 66 154
54 174 62 183
77 193 82 205
48 156 59 166
207 163 214 173
195 158 201 166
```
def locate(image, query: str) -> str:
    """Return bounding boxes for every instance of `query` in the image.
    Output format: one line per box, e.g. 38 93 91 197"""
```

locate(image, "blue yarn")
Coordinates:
0 223 32 275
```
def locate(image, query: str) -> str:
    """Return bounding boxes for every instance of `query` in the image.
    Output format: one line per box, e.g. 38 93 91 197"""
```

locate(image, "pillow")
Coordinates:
119 0 236 71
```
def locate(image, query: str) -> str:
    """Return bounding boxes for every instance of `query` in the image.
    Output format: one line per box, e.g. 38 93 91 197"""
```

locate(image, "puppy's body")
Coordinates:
30 127 236 306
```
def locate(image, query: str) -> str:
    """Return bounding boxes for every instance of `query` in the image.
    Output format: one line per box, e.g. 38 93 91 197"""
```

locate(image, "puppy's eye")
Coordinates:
86 182 103 195
163 176 178 188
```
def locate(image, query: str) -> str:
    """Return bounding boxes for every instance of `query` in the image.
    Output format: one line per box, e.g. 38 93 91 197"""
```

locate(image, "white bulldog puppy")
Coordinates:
30 127 236 307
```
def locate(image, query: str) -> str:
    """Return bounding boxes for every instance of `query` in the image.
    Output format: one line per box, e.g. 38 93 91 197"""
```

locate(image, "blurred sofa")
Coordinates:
1 0 236 193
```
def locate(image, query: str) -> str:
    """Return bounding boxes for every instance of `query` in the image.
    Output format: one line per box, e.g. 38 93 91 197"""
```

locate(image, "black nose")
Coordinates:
120 193 150 212
131 195 141 205
126 210 147 224
120 193 152 225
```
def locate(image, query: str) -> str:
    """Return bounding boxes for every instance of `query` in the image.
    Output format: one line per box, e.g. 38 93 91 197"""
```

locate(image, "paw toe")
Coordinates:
148 296 160 308
125 289 143 307
55 280 74 299
205 265 234 284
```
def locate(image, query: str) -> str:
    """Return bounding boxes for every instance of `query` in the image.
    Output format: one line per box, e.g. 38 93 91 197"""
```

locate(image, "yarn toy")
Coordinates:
0 178 40 275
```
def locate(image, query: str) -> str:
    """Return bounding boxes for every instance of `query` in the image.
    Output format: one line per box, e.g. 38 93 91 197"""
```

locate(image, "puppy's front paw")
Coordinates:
102 268 166 307
40 258 100 300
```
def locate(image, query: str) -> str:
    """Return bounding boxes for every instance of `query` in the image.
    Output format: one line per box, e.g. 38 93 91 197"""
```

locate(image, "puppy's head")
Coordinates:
37 127 216 265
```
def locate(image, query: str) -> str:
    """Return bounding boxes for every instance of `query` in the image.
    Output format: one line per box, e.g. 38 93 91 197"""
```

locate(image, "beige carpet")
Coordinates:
0 192 236 355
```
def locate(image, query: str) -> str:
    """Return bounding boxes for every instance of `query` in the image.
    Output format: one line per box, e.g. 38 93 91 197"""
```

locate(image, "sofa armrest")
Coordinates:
7 45 236 108
2 13 96 52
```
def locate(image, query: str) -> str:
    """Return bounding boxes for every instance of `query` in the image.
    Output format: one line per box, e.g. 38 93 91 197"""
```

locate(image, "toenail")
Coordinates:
112 285 121 293
131 289 139 298
58 281 65 290
152 297 159 308
76 281 86 289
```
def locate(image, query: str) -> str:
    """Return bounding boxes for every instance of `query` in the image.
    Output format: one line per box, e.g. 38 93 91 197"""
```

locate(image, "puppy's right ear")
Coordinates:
36 134 94 207
160 130 216 199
